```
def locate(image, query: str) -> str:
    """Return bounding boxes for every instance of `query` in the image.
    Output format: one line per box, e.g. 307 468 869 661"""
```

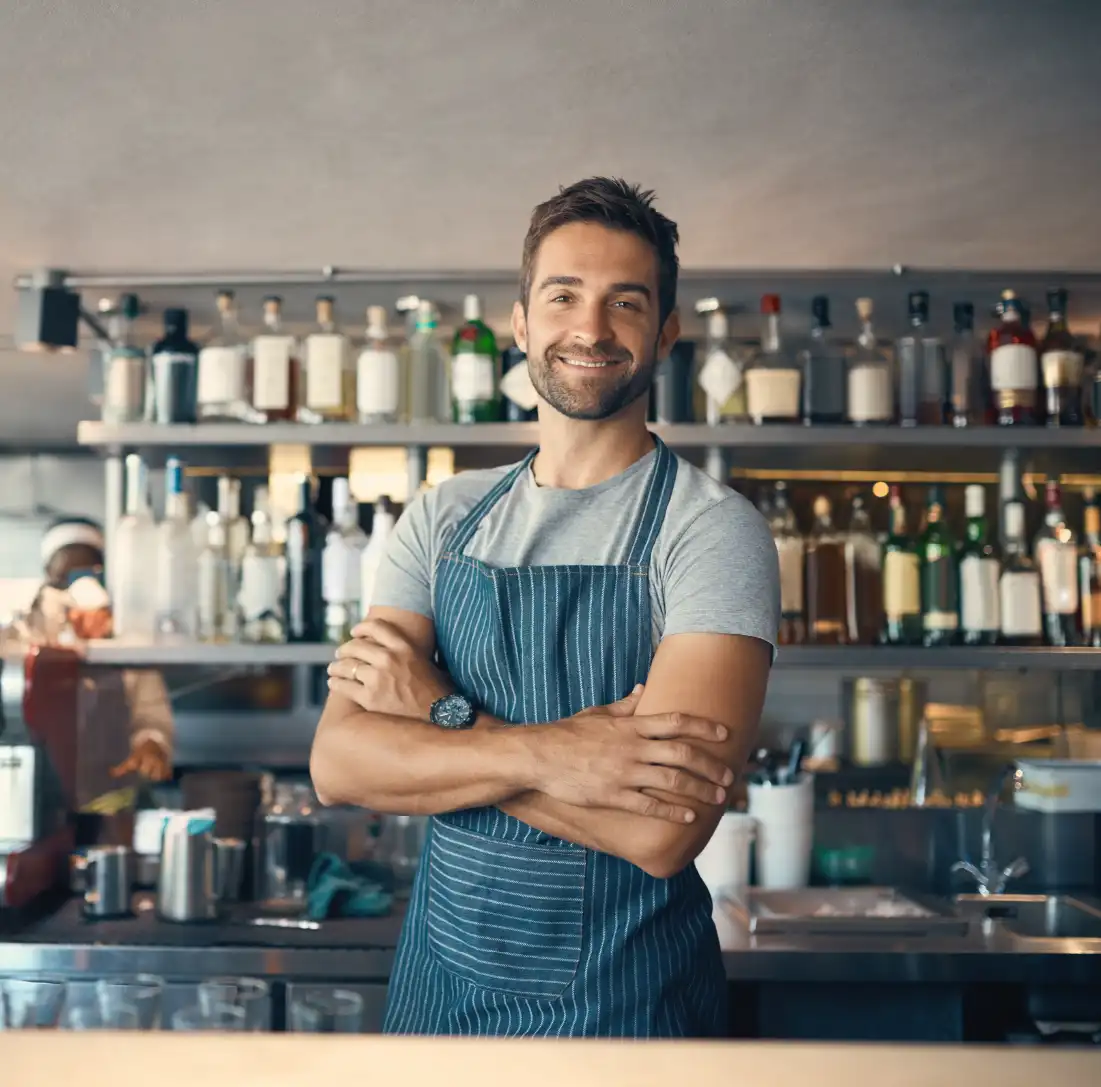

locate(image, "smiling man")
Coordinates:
311 177 779 1038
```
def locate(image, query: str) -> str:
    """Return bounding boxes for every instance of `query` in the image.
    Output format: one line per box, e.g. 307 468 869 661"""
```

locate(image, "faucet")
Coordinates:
950 764 1030 896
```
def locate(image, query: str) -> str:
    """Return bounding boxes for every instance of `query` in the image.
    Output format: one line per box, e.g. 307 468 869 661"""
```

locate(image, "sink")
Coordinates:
955 894 1101 940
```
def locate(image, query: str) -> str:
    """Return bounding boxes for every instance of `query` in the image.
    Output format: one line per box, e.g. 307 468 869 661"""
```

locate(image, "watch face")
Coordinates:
433 693 475 729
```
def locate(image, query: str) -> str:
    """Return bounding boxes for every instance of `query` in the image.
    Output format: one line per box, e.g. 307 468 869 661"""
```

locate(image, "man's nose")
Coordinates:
570 300 613 345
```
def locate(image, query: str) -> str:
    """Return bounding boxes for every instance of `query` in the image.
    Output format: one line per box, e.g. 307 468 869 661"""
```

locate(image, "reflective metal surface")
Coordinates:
955 893 1101 943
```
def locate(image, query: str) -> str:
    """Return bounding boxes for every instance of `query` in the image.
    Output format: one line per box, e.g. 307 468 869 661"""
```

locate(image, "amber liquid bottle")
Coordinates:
988 289 1039 426
806 495 849 644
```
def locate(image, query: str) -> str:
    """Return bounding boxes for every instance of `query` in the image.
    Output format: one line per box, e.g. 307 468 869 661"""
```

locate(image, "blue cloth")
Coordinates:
383 438 727 1038
306 853 393 920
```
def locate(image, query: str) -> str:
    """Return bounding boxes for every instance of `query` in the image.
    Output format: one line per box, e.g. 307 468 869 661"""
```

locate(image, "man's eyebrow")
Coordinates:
537 275 583 291
609 282 651 299
536 276 652 299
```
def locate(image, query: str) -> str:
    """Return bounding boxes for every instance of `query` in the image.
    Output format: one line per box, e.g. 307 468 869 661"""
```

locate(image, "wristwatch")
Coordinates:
430 692 478 729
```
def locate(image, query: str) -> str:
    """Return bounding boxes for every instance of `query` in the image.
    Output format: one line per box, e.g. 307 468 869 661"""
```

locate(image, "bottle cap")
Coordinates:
953 302 974 332
927 484 944 506
164 308 188 334
908 291 930 321
463 294 482 322
1003 501 1025 539
1045 479 1063 506
761 294 781 315
216 290 235 312
811 295 830 327
1046 287 1068 316
165 458 184 496
855 298 874 322
366 305 388 336
316 296 335 320
813 495 830 519
262 295 283 310
707 311 729 339
964 484 985 518
119 294 141 320
332 477 351 512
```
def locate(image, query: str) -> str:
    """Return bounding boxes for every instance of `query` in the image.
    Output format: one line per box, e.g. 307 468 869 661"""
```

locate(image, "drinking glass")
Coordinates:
171 1004 246 1032
61 998 141 1031
197 977 270 1031
96 974 164 1030
288 989 364 1033
1 978 68 1029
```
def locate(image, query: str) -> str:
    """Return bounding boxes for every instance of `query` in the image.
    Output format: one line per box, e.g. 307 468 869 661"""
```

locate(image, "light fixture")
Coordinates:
15 269 81 352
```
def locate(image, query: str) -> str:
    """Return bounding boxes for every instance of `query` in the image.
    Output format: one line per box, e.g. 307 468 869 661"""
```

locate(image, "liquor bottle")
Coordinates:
769 482 805 645
154 457 198 642
285 476 325 642
356 305 402 424
651 341 694 424
745 294 801 425
216 476 250 593
920 486 959 646
101 294 147 424
238 503 285 644
251 296 300 422
800 295 847 424
959 484 1000 645
1035 480 1079 646
847 298 894 425
322 478 367 643
805 496 848 644
896 291 944 426
1078 491 1101 647
844 494 883 645
407 301 450 423
695 308 744 424
197 290 252 422
881 485 922 645
301 296 352 422
196 511 235 643
948 303 991 427
988 289 1039 426
500 345 539 421
999 500 1043 645
1040 288 1085 427
451 294 500 423
149 308 199 424
360 497 396 616
111 454 159 641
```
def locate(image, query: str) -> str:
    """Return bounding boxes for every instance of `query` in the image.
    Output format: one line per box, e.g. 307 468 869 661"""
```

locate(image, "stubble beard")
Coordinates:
527 339 659 421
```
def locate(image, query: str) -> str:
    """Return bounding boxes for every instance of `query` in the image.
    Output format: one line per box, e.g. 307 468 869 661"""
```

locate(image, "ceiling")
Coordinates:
1 0 1100 443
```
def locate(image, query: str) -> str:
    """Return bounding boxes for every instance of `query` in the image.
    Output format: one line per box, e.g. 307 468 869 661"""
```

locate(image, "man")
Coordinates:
311 177 779 1038
28 517 174 786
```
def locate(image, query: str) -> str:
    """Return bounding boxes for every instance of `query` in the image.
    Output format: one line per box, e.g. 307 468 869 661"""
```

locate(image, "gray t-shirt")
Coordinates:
372 447 780 656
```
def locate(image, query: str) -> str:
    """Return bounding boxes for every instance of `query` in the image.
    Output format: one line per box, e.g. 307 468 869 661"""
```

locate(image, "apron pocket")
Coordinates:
426 818 586 1000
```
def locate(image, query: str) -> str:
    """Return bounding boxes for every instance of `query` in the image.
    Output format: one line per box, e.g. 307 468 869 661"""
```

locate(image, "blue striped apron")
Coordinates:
383 437 726 1037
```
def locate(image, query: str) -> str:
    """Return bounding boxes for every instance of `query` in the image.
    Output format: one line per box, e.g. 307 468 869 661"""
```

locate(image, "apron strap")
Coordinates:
623 436 678 566
445 450 536 554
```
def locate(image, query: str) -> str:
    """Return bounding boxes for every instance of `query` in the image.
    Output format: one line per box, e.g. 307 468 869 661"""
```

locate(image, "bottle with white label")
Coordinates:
1039 288 1085 427
450 294 499 423
988 289 1039 426
769 482 805 645
250 296 300 422
238 504 285 644
999 500 1043 645
959 484 1000 645
197 290 252 422
745 294 801 425
882 485 921 645
301 296 352 422
154 457 198 642
360 497 396 616
847 298 894 425
500 345 539 421
1078 493 1101 647
356 306 403 424
695 308 745 424
919 486 959 647
1035 480 1079 646
101 294 148 424
322 478 367 643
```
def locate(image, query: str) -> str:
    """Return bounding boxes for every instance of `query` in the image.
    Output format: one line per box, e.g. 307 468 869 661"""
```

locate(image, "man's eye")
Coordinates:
612 300 639 310
550 294 572 303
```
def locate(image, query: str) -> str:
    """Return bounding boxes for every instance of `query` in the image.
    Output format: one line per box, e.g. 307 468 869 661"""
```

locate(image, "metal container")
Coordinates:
851 678 895 765
213 837 247 902
83 844 132 918
157 811 218 922
255 784 328 909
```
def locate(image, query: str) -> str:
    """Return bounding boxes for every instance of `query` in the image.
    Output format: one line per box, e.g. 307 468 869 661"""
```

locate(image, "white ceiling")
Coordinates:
1 0 1100 442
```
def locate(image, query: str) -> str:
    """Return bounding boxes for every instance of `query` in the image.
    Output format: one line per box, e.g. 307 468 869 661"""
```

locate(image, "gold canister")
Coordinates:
851 677 894 766
896 677 926 762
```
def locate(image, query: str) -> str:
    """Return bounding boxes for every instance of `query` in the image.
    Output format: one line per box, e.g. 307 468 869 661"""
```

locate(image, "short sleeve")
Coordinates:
660 494 780 656
369 490 436 620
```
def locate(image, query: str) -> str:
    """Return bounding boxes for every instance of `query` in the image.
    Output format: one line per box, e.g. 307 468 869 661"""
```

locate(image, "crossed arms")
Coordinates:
309 606 770 880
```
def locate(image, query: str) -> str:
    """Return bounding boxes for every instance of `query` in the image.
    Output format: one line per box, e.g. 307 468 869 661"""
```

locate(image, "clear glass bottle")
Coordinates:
500 345 539 421
238 503 286 644
988 289 1039 426
999 500 1043 645
197 290 252 422
959 484 1000 645
154 457 198 642
1040 288 1085 427
800 295 847 424
101 294 147 424
1078 491 1101 647
149 308 199 424
360 498 397 617
769 482 805 645
322 478 367 643
881 485 922 645
847 297 894 425
896 291 944 426
301 296 352 422
1035 480 1079 646
216 476 250 596
406 301 450 423
111 454 159 641
250 295 300 422
920 486 959 646
844 494 883 645
805 495 848 644
196 511 235 643
285 476 326 642
948 303 991 427
745 294 801 425
695 308 745 424
356 305 402 424
451 294 500 423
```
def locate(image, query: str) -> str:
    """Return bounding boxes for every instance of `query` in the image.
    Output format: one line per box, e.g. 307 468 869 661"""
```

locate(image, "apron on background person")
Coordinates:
383 438 726 1038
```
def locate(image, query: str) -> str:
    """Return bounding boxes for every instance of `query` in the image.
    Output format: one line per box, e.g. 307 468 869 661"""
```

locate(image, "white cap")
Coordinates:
373 499 396 538
463 294 482 322
332 477 351 514
1003 501 1024 539
366 305 388 337
964 485 985 519
707 311 729 339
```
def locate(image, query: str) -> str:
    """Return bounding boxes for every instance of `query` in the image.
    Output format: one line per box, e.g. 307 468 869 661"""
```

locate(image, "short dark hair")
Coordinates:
520 177 680 323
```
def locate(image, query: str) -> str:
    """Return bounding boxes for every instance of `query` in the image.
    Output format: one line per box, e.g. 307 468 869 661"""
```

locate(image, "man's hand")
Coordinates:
110 737 171 782
327 617 452 719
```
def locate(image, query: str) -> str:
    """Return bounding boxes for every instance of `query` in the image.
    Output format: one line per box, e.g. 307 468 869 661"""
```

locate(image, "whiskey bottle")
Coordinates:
251 296 300 422
745 294 801 424
999 501 1043 645
769 482 805 645
920 486 959 646
988 290 1039 426
805 495 848 644
847 298 894 425
881 485 921 645
1035 480 1079 646
1078 491 1101 647
959 485 1000 645
948 303 991 427
1039 288 1085 427
844 494 883 644
800 295 847 424
197 290 252 422
301 296 352 422
451 294 500 423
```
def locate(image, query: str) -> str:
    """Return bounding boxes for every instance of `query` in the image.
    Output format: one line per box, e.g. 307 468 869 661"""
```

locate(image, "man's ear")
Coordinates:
657 309 681 359
512 300 528 354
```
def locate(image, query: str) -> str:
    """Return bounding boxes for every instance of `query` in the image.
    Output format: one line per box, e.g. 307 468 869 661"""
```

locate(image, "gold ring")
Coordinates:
352 663 360 683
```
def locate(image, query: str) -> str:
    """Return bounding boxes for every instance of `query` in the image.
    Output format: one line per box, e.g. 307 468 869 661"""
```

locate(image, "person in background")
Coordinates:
27 516 174 783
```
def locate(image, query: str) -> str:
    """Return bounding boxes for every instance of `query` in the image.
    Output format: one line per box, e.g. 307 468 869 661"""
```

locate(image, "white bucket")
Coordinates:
694 812 756 898
747 772 815 889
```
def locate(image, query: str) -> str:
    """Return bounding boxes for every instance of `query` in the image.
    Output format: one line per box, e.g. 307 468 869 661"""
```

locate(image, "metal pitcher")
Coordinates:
157 810 218 922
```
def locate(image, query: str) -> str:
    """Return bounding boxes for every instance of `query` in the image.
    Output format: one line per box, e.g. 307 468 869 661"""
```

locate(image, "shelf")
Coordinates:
79 640 1101 671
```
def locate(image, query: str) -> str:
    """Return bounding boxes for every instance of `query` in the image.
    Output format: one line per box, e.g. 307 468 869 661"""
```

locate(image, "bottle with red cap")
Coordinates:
744 294 801 425
1035 480 1079 646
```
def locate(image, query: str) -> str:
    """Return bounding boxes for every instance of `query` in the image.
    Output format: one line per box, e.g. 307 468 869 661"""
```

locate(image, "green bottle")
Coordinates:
920 485 960 646
882 484 922 645
451 294 500 423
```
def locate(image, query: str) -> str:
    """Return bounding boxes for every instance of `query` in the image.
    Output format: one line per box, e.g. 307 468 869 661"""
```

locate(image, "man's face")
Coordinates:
513 221 679 421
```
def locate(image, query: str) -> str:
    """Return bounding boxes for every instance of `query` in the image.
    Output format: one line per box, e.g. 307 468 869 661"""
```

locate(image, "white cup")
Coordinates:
693 812 756 898
747 772 815 889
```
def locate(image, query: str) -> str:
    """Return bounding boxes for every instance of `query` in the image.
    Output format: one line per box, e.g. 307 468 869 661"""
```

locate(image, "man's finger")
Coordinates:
332 640 389 668
604 683 645 717
349 618 407 649
328 677 372 710
108 757 136 779
612 788 696 824
633 712 728 743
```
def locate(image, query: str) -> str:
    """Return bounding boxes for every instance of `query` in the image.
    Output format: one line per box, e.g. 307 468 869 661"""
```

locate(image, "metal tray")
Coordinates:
725 887 969 937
